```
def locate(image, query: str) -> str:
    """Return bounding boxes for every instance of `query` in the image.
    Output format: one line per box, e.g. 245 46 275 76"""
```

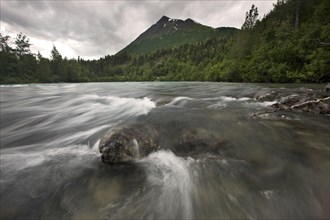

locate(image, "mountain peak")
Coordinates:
161 15 170 20
117 16 238 55
158 15 170 23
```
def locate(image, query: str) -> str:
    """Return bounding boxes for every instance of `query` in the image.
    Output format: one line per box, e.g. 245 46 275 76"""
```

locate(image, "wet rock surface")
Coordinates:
254 91 279 102
252 84 330 119
271 96 330 113
99 124 228 163
99 124 160 163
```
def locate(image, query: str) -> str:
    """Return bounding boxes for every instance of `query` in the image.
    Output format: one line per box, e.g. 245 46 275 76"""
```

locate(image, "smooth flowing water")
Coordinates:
0 82 329 219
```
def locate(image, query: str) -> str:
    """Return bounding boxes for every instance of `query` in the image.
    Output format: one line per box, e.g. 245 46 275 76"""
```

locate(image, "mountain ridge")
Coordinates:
117 15 238 55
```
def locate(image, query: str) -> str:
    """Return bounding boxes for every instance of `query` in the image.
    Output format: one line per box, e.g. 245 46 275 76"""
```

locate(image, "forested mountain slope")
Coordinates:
118 15 237 55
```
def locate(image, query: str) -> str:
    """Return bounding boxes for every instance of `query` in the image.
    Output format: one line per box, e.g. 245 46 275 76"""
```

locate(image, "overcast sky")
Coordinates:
1 0 277 60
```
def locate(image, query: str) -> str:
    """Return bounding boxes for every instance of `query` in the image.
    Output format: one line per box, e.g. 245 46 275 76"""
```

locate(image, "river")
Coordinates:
0 82 329 219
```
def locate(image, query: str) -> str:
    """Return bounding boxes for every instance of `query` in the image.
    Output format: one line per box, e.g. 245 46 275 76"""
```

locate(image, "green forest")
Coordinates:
1 0 329 84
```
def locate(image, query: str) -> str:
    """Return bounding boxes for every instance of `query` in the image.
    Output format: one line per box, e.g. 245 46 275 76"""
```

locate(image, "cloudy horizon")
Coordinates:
1 0 277 60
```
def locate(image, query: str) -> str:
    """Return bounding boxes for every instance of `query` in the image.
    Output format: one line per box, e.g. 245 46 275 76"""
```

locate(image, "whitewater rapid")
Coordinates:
1 82 329 220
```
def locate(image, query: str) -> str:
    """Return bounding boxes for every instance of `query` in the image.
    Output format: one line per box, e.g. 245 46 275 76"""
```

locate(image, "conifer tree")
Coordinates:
14 33 31 57
241 4 259 30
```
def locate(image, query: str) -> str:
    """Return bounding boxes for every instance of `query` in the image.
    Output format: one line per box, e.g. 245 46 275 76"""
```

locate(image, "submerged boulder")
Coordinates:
99 122 230 164
99 124 160 163
174 127 229 157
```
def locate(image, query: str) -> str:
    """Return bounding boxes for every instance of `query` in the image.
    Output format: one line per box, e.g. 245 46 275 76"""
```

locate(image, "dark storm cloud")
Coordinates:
1 0 276 59
1 1 131 58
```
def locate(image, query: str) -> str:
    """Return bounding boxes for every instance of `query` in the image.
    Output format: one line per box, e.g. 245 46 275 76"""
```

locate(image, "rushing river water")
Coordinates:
0 82 329 220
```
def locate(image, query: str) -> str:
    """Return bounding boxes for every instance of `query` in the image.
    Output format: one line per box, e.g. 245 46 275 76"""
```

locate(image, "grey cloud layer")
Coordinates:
1 0 276 59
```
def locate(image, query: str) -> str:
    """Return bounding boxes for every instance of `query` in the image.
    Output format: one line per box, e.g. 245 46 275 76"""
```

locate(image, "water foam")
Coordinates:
165 96 194 107
207 96 251 109
0 84 29 87
75 94 156 116
245 100 277 108
238 97 251 101
141 150 194 219
220 96 251 102
220 96 237 101
260 101 277 107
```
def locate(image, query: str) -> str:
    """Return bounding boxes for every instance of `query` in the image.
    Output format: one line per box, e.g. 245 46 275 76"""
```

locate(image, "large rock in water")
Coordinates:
99 122 230 163
99 124 160 163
